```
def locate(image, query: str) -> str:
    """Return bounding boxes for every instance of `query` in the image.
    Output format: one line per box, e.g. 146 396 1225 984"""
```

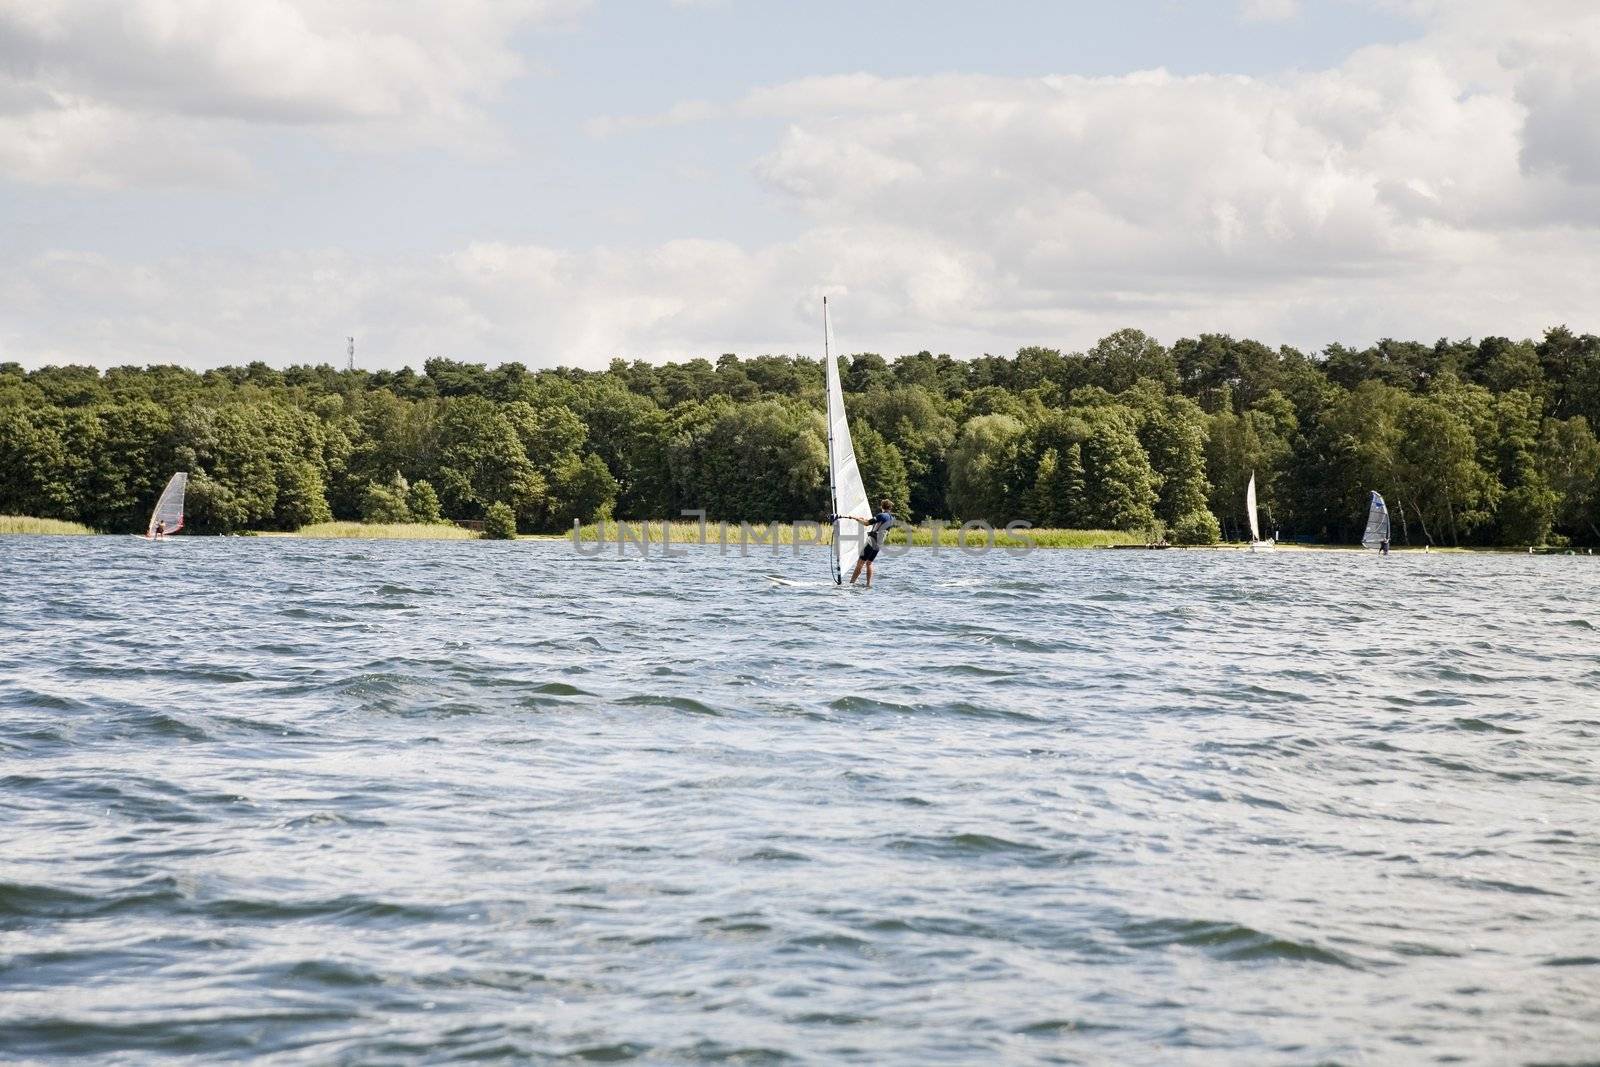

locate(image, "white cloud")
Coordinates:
721 2 1598 348
0 228 999 369
0 0 583 187
585 99 721 139
1238 0 1300 24
1506 20 1600 184
741 64 1509 315
4 0 1600 368
0 95 256 188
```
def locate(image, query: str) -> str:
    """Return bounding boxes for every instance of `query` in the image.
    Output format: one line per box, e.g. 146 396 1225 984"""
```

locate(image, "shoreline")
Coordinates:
3 516 1590 553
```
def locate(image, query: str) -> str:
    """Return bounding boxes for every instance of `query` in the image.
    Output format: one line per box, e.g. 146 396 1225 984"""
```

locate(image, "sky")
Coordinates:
1 0 1598 371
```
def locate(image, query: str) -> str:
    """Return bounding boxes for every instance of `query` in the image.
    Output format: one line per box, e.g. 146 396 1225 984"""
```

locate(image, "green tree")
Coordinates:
1022 430 1089 529
1123 383 1210 525
573 384 672 518
482 501 517 539
1394 394 1493 546
1471 337 1545 400
3 324 1596 547
1173 334 1284 410
1087 328 1177 392
1305 381 1405 542
278 459 333 527
185 471 251 533
1077 409 1159 530
1171 509 1221 545
0 407 78 521
1206 389 1295 540
947 413 1026 522
433 397 546 524
178 406 279 533
1541 417 1600 542
75 400 174 531
670 398 827 521
1491 390 1556 545
1536 326 1600 423
853 422 911 516
407 479 444 524
546 453 619 529
361 471 413 524
852 386 956 520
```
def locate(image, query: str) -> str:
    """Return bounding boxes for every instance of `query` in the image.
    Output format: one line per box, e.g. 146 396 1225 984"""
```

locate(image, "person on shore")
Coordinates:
845 499 896 588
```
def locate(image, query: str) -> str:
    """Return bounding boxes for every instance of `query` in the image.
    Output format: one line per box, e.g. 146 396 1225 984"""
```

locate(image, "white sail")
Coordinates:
1245 472 1261 543
824 299 870 584
147 472 187 538
1361 490 1391 549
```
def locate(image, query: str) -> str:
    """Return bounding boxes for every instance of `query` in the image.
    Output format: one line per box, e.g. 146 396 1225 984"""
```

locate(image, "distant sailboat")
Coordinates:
147 472 187 539
1245 472 1275 551
823 299 870 584
1361 490 1391 551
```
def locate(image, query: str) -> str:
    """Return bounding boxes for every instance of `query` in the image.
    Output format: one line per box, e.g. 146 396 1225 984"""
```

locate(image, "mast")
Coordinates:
824 298 837 523
824 297 841 583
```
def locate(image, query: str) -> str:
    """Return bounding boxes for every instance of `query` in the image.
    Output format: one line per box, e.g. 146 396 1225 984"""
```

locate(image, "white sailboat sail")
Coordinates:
1361 490 1390 549
147 472 187 538
1245 472 1261 542
1245 471 1275 550
823 299 870 584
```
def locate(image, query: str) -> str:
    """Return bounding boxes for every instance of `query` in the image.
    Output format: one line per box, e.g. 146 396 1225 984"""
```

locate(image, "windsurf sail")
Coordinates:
823 299 870 584
1245 471 1261 543
1361 490 1390 549
147 472 187 538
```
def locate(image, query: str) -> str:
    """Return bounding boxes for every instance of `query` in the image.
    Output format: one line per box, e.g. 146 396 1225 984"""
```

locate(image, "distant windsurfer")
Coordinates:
1379 537 1389 555
843 499 896 588
153 520 165 540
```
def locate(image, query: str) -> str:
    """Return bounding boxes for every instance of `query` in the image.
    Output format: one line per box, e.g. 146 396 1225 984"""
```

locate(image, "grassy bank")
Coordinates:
568 520 1134 549
0 515 97 535
289 522 476 540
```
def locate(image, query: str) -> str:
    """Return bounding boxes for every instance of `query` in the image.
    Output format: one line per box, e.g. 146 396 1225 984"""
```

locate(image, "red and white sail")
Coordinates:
147 472 187 538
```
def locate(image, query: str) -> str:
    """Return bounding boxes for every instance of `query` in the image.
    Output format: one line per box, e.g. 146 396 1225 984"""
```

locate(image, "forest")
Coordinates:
3 324 1599 546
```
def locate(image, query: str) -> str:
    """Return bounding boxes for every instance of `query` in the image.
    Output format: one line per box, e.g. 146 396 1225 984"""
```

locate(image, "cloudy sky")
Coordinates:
2 0 1597 370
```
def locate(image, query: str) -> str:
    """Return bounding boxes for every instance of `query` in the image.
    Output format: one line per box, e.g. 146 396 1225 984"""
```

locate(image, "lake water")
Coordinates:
2 535 1597 1064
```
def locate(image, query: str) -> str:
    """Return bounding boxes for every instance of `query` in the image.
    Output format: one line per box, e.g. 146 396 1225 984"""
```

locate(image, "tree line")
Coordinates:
2 324 1598 545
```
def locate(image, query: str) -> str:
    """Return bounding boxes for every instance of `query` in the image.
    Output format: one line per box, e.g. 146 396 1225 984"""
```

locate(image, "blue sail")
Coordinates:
1361 491 1390 549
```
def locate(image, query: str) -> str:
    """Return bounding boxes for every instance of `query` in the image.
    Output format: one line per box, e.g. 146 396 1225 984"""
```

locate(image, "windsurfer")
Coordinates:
844 499 896 588
153 520 165 540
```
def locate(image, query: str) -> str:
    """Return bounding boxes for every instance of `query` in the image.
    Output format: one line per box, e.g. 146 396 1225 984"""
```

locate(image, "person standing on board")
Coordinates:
153 520 165 540
1380 537 1389 555
845 499 896 588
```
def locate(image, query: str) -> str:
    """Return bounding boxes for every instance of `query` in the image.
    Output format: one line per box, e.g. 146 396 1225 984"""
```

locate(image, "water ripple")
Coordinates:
2 536 1598 1062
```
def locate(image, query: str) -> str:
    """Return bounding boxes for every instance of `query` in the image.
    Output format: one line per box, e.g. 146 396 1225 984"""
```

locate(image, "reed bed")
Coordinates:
0 515 97 535
292 522 476 540
568 520 1134 549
